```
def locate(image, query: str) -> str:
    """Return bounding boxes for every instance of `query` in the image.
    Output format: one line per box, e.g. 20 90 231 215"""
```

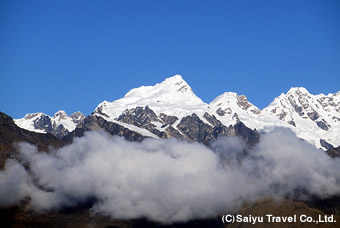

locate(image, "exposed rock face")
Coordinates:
117 106 168 138
159 113 178 125
326 146 340 158
203 112 223 127
333 116 340 122
263 88 340 150
54 110 68 120
320 139 334 150
278 110 288 120
164 125 183 138
15 111 85 139
233 121 259 148
115 105 262 144
176 112 259 147
237 95 261 114
232 113 240 122
70 111 85 125
92 105 110 118
0 112 65 169
14 76 340 151
118 106 161 126
67 105 260 148
177 113 215 145
288 120 296 127
33 114 53 132
203 112 235 141
64 115 146 143
53 125 69 139
317 119 330 131
307 111 320 121
216 107 227 116
210 92 261 116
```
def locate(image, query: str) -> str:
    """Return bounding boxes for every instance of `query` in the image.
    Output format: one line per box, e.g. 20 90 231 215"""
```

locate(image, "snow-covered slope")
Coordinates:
15 75 339 150
263 87 340 149
15 110 85 138
94 75 287 135
94 75 209 120
94 75 339 149
14 113 48 134
208 92 287 130
210 92 261 115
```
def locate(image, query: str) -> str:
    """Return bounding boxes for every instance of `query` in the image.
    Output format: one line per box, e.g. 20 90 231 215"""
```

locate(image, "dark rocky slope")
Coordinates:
0 112 65 169
63 115 146 143
115 106 259 147
65 106 260 149
326 146 340 158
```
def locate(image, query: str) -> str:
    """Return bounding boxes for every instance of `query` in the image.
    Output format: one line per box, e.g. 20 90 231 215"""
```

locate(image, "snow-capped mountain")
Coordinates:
92 75 339 149
263 87 340 149
94 75 208 120
15 75 339 150
208 92 287 131
90 75 258 146
15 110 85 138
210 92 261 116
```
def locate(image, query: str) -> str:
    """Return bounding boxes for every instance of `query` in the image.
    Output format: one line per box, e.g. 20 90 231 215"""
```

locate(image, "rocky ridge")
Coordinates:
14 75 340 150
15 110 85 139
263 87 340 149
0 112 65 169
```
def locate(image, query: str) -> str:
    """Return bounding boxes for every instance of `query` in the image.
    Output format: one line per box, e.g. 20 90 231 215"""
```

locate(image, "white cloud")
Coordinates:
0 128 339 223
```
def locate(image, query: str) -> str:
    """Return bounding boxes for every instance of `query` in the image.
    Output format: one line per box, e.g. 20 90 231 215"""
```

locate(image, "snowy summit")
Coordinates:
15 75 340 150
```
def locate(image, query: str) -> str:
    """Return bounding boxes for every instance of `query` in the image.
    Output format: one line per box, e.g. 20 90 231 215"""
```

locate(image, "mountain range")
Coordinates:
14 75 340 150
2 75 340 228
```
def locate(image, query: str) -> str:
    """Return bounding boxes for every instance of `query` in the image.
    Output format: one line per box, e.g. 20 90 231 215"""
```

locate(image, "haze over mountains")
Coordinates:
14 75 340 150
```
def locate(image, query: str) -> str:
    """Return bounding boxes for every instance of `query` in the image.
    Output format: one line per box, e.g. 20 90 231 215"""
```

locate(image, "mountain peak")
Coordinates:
15 110 84 137
210 92 241 105
24 112 45 120
122 75 202 105
94 75 207 120
124 74 192 97
161 74 193 94
163 74 184 83
71 111 85 119
210 92 261 115
54 110 68 120
287 87 310 95
165 75 189 91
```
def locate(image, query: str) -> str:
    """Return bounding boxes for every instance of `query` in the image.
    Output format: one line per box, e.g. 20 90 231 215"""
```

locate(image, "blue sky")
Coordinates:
1 0 339 118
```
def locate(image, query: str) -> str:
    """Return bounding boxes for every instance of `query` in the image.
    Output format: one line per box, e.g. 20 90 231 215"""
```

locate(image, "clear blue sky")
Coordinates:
1 0 339 118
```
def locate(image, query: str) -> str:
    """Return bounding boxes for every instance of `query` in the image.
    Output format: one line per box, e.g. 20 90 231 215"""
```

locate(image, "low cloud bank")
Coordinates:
0 128 340 223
